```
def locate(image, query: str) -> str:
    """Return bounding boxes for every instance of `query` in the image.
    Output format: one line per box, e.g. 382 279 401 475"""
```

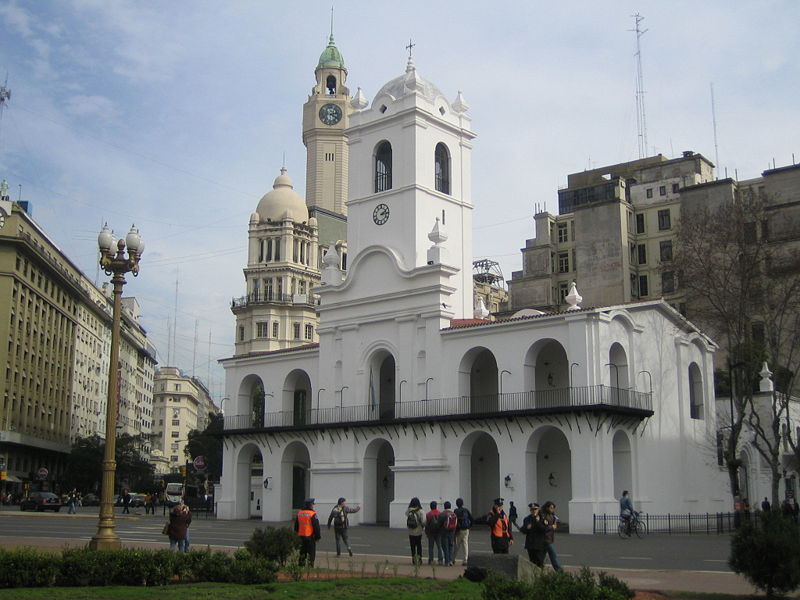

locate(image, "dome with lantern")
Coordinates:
255 168 308 223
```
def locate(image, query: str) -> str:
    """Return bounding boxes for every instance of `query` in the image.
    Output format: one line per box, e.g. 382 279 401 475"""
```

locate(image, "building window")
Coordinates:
661 271 675 294
638 275 649 297
257 322 268 338
434 143 450 194
171 419 179 426
558 252 569 273
659 185 666 196
558 282 569 303
657 209 671 231
646 188 653 199
637 244 647 265
672 183 679 193
272 322 279 338
304 324 313 340
171 431 179 438
635 213 645 234
689 363 703 420
171 455 179 463
175 384 181 391
293 323 301 339
659 240 673 262
375 141 392 192
238 326 244 341
557 222 568 243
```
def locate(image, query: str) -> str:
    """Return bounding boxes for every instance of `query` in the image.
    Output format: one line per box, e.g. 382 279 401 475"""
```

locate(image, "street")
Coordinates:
0 505 733 573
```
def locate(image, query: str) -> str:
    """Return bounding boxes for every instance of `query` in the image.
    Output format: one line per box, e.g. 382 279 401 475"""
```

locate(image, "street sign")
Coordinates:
36 467 48 480
192 456 207 471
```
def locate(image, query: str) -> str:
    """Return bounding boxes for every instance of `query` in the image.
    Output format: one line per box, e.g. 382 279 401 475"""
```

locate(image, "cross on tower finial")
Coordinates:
406 38 415 59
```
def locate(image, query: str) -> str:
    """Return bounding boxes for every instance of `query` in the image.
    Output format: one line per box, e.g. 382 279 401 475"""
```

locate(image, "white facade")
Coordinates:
218 57 729 533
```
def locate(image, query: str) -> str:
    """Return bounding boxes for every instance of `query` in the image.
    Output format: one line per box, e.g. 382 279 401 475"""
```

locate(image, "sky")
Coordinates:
0 0 797 401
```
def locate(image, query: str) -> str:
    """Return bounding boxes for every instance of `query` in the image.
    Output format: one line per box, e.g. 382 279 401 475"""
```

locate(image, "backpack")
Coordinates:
457 508 472 530
444 510 457 531
407 510 419 529
333 506 345 527
425 512 440 535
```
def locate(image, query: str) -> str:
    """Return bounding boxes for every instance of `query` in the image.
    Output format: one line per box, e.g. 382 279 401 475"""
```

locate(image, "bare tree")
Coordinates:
674 191 800 506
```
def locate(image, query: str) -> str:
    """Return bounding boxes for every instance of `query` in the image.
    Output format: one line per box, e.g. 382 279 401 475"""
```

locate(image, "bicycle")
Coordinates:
618 513 647 538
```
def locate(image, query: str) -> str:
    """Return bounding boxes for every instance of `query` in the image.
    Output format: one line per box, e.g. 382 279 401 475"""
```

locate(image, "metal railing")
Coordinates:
224 385 653 431
593 511 760 535
231 292 317 309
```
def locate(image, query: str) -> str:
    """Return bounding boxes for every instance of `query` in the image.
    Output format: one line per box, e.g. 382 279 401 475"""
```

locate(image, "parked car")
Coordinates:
82 493 100 506
20 492 63 512
130 493 147 508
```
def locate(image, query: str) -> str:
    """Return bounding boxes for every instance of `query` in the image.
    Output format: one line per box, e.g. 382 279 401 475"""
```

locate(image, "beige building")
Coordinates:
508 152 715 312
153 366 215 473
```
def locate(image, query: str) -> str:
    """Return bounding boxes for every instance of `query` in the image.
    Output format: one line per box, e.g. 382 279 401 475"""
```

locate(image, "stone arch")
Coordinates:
523 339 570 408
281 442 311 518
608 342 630 405
457 347 499 413
282 369 312 426
459 430 500 514
688 362 704 420
232 442 264 520
525 426 572 524
236 374 266 428
363 344 398 420
738 446 753 504
363 438 395 524
612 430 633 499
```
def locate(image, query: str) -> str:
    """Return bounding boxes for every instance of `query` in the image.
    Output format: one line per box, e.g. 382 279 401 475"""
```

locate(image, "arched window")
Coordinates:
688 363 703 419
375 141 392 193
326 75 337 95
435 143 450 194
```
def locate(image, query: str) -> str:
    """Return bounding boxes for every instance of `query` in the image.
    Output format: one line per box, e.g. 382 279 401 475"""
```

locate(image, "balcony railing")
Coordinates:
223 385 653 431
231 292 317 309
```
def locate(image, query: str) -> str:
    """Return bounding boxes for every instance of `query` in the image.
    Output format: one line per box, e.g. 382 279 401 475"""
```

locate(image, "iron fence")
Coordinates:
593 511 760 535
224 385 652 431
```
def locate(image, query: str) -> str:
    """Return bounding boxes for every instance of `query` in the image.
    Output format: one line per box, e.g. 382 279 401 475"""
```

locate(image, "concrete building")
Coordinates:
153 366 215 473
508 152 715 312
217 54 728 533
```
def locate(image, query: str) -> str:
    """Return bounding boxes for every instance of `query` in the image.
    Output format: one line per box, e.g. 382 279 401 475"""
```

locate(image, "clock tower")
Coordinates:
302 35 363 254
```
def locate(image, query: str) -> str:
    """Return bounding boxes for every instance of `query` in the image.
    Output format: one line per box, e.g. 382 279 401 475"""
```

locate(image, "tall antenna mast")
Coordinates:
0 75 11 147
171 268 179 366
630 13 648 159
710 82 720 173
330 4 334 37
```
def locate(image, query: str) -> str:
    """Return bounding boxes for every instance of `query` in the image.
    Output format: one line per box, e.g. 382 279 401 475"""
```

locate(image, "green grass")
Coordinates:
0 578 762 600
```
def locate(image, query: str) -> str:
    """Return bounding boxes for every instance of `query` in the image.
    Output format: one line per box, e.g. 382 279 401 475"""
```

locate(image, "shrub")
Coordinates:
481 571 534 600
730 511 800 598
244 526 300 565
597 571 634 599
482 566 631 600
0 548 59 588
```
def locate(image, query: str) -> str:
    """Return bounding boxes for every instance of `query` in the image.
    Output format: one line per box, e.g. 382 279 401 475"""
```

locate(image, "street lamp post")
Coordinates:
90 224 143 551
570 362 580 387
605 362 619 405
425 377 434 401
499 370 511 395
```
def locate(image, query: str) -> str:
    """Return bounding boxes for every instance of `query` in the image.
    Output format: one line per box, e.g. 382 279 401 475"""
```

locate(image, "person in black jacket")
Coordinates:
521 502 546 567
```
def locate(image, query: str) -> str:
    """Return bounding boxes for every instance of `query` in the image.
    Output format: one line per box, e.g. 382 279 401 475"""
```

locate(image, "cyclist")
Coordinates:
619 490 638 535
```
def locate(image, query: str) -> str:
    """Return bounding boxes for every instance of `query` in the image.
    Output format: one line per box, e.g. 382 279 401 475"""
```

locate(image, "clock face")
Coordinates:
373 203 390 225
319 103 342 126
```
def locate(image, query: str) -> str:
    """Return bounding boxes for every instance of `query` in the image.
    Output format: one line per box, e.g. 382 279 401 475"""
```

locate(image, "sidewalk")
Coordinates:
0 533 767 596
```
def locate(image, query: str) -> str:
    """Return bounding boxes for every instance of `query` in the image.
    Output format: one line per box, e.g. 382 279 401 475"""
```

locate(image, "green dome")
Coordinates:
317 35 345 70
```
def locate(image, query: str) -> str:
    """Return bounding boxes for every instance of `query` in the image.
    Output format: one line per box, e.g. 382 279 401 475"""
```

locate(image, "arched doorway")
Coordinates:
283 370 311 426
233 443 263 520
612 430 633 499
378 354 396 420
281 442 311 517
459 431 500 514
458 348 499 414
527 427 572 524
364 439 395 524
236 375 266 427
524 340 569 408
608 343 630 405
688 363 704 419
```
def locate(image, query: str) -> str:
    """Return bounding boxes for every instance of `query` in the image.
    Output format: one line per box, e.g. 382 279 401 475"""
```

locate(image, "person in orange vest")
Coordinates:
294 497 321 566
487 497 513 554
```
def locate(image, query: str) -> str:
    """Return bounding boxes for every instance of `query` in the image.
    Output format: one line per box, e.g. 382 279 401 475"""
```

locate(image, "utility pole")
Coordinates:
630 13 648 159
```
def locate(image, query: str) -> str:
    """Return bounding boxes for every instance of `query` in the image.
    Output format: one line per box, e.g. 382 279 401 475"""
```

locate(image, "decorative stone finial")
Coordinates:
351 86 368 109
452 90 470 113
426 217 449 265
565 281 582 310
759 361 774 393
474 296 490 319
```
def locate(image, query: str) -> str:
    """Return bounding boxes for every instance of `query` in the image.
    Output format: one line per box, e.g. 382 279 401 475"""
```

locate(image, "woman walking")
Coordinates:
405 497 425 565
167 499 192 552
540 501 562 571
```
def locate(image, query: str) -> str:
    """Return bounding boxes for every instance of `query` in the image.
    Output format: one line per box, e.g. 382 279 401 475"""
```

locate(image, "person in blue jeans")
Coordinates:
540 501 562 571
424 500 443 565
437 501 457 566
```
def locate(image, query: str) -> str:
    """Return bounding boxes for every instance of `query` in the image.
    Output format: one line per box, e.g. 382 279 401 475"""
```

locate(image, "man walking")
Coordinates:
487 497 513 554
424 500 443 565
294 498 321 566
453 497 473 565
327 496 361 557
66 488 78 514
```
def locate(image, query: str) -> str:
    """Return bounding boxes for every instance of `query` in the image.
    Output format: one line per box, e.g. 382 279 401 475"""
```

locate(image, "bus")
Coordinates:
164 483 183 507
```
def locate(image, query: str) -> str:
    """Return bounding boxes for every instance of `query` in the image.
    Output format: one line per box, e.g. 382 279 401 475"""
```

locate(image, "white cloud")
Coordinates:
64 94 117 121
0 1 33 38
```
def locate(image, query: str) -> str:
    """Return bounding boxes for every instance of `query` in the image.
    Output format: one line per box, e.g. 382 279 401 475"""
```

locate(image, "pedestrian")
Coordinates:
437 501 458 566
326 496 361 557
121 488 131 514
487 497 513 554
167 499 192 552
66 488 78 514
145 492 155 515
540 500 562 571
509 500 519 530
761 497 770 512
294 497 321 566
405 497 425 565
522 502 546 567
453 497 473 565
424 500 443 565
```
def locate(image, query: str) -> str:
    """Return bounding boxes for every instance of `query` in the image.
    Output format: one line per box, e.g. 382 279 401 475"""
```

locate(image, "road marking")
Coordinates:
704 559 728 563
618 556 653 560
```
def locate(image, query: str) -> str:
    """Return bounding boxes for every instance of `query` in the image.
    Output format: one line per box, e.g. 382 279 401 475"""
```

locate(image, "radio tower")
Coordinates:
0 75 11 143
630 13 648 159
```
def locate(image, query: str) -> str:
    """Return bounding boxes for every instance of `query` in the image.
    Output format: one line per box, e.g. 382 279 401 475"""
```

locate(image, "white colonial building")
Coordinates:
217 52 728 533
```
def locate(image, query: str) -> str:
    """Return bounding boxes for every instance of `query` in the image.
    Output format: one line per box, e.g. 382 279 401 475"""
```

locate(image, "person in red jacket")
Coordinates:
294 497 321 566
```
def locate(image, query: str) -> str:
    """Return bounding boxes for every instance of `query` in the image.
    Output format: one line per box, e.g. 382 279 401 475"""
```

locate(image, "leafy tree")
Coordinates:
63 434 154 494
185 412 224 482
730 512 800 598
